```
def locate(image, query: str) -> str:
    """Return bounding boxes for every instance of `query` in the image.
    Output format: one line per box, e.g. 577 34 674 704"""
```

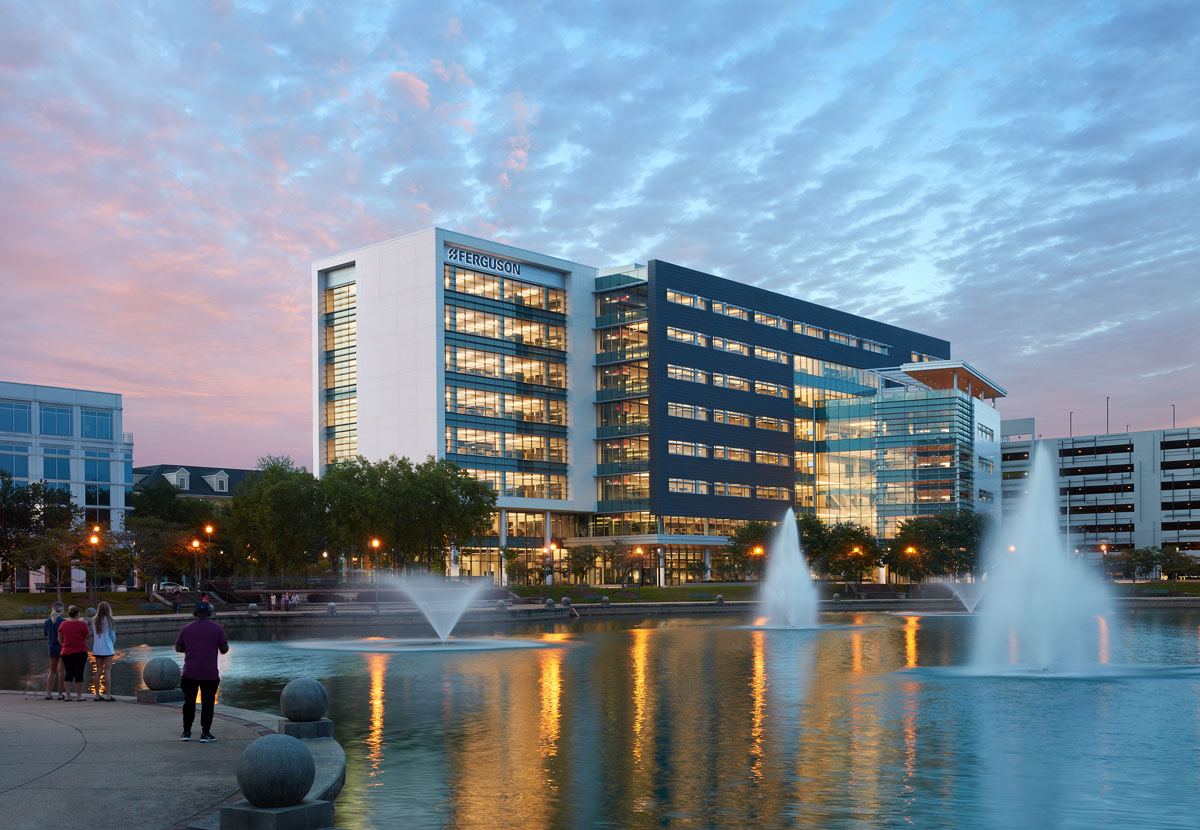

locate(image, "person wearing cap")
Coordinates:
174 601 229 742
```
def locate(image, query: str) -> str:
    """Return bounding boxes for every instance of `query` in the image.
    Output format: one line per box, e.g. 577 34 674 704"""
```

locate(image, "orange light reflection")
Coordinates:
851 631 863 674
364 652 388 785
631 628 649 762
1096 615 1109 664
749 630 766 781
903 616 919 669
1008 628 1019 664
538 648 563 758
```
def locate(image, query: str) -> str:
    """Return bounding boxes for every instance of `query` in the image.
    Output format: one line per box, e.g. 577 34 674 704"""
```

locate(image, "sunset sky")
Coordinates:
1 0 1196 470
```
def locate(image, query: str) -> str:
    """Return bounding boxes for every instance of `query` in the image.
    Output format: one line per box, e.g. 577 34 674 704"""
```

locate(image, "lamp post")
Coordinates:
753 545 764 583
89 527 100 601
635 546 644 600
371 538 381 613
204 524 214 584
191 540 201 594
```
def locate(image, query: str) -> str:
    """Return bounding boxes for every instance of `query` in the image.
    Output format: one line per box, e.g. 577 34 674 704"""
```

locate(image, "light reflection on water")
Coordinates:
4 612 1200 828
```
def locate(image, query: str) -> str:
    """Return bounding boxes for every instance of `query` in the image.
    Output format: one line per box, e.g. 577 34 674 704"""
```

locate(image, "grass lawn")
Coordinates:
0 590 170 622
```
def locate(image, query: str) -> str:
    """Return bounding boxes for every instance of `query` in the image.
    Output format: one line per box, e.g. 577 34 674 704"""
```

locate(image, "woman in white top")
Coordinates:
90 601 117 701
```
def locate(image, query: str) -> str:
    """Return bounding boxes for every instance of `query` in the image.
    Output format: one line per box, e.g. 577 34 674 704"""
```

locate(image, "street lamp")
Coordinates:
205 524 214 583
191 540 201 594
752 545 764 583
89 528 100 601
371 538 381 613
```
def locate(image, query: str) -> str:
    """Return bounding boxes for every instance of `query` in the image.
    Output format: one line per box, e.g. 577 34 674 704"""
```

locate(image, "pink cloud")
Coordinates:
388 71 430 109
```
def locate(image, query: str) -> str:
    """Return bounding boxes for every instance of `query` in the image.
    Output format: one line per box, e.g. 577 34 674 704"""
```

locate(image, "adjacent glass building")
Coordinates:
0 381 134 591
312 229 997 585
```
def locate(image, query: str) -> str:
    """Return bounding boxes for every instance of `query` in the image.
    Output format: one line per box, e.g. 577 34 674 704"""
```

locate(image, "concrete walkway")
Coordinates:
0 691 273 830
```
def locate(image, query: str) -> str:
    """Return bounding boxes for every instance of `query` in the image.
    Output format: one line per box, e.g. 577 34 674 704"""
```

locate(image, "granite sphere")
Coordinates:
142 657 181 691
236 734 315 809
716 595 725 605
280 677 329 722
248 603 259 616
327 602 337 615
561 597 572 608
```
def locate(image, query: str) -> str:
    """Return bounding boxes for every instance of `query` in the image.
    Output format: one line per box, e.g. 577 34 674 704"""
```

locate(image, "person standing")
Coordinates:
174 601 229 742
43 602 66 700
57 606 89 701
90 601 117 700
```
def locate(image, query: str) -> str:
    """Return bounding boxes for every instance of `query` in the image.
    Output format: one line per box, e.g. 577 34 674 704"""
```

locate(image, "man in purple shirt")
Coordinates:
174 601 229 742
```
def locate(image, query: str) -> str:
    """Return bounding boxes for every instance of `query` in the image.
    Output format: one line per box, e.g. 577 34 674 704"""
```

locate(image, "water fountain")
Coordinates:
290 575 549 653
970 448 1114 671
944 580 985 613
757 508 820 629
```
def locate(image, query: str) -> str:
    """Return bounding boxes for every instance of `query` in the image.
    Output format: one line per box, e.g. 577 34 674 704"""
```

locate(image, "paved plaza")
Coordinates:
0 691 274 830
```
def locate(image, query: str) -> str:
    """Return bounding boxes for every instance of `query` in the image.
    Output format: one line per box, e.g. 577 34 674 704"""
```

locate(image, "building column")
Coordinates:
544 511 553 586
449 545 460 578
703 547 712 582
498 508 507 587
657 546 665 587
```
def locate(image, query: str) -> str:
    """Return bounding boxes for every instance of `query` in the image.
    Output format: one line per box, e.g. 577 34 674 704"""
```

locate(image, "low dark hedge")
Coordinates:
307 592 345 604
355 589 407 603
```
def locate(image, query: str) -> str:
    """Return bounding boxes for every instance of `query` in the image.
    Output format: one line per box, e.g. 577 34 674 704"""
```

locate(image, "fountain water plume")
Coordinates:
971 448 1113 671
757 508 820 629
944 581 985 613
390 575 488 642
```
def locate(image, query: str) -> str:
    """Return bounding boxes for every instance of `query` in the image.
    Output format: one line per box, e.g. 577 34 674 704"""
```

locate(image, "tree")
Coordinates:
1156 545 1197 590
795 513 830 569
1119 546 1160 584
229 456 326 578
885 511 990 580
726 521 774 581
821 523 879 582
1 474 81 594
116 517 194 599
501 546 524 586
562 544 600 585
608 539 638 587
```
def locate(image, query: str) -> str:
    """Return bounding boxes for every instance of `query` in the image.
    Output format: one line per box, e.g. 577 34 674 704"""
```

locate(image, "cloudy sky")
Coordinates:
1 0 1196 469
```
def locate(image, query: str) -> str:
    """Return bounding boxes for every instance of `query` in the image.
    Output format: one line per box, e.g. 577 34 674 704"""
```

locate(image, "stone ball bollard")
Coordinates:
236 734 315 809
716 595 725 605
832 593 841 602
85 607 96 618
327 602 337 616
142 656 181 691
496 599 506 610
561 597 572 608
544 598 555 608
601 596 610 606
248 602 259 617
280 678 329 723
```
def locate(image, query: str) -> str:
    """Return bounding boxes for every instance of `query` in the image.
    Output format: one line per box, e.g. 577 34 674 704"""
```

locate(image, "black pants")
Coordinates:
180 675 220 732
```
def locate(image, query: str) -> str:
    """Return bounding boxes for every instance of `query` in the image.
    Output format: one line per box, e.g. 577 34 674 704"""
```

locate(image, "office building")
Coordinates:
312 229 995 584
0 382 133 591
1001 421 1200 559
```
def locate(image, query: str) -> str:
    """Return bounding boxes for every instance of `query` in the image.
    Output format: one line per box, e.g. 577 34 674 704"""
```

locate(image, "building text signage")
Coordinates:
446 247 522 276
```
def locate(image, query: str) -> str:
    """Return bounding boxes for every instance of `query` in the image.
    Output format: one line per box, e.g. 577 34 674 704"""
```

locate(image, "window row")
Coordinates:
445 305 566 350
666 403 791 432
0 446 113 482
445 346 566 388
667 326 707 347
793 356 884 389
463 467 568 499
445 427 567 463
665 368 788 401
661 293 891 354
0 403 114 439
444 266 566 313
446 386 566 425
668 477 790 500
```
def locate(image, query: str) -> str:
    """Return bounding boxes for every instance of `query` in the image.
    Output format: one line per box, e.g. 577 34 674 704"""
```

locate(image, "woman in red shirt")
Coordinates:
57 606 89 701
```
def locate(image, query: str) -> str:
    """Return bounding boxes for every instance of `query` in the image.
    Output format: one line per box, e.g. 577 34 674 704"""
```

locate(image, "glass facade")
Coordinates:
322 271 357 465
445 263 569 501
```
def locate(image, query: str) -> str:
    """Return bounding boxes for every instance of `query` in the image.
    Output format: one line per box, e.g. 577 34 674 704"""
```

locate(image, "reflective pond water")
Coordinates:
4 610 1200 829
